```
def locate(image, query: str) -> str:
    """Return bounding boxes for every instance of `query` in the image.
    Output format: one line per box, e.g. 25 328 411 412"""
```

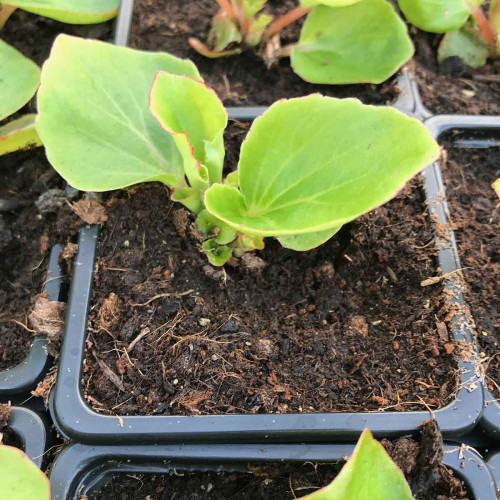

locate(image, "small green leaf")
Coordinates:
246 13 273 46
492 178 500 199
3 0 119 24
303 429 413 499
0 40 40 121
438 27 489 67
36 35 201 192
205 96 439 236
397 0 482 33
278 226 342 251
202 239 233 266
0 114 42 156
171 187 204 214
300 0 363 7
0 445 50 500
209 12 242 51
239 0 266 17
224 171 239 187
195 209 237 244
291 0 413 84
149 72 227 186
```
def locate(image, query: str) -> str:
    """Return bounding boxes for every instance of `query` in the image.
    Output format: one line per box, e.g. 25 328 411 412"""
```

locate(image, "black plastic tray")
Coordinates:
7 406 51 469
486 451 500 496
0 244 63 398
424 115 500 442
50 107 485 444
49 441 497 500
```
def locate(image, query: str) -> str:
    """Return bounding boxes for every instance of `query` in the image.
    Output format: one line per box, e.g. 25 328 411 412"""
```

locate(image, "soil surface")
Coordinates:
130 0 399 106
88 422 468 499
83 125 458 417
440 140 500 398
412 30 500 116
0 149 78 370
1 9 112 65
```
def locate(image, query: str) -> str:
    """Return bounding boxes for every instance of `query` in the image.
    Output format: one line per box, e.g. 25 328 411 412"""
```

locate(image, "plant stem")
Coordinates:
216 0 238 24
468 4 495 45
0 5 16 29
262 6 311 41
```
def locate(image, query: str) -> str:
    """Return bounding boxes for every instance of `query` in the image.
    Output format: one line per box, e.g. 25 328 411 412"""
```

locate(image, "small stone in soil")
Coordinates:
221 321 239 333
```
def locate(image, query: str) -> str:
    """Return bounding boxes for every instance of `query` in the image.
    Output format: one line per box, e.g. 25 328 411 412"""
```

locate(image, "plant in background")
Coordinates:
0 39 41 155
0 0 119 156
398 0 500 68
0 445 50 499
36 35 439 266
304 429 412 499
189 0 414 84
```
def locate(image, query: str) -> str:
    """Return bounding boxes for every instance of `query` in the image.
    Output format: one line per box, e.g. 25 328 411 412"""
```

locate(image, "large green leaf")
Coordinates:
36 35 201 192
204 95 439 237
278 226 342 251
300 0 363 7
0 40 40 121
0 114 42 156
3 0 119 24
0 446 50 500
303 429 413 499
397 0 482 33
291 0 413 84
438 27 489 67
149 72 227 188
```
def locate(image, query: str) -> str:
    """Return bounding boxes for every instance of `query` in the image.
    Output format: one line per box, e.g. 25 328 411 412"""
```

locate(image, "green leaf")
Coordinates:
202 239 233 266
149 72 227 187
0 40 40 121
291 0 413 84
205 95 439 237
300 0 363 7
278 225 342 251
0 445 50 500
246 13 273 46
397 0 482 33
239 0 267 17
303 429 413 499
438 27 489 67
209 11 242 51
195 209 237 244
3 0 119 24
0 114 42 156
171 187 204 213
36 35 201 192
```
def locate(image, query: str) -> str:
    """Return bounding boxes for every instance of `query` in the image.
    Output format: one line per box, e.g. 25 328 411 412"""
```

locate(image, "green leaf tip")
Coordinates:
304 429 413 499
205 95 439 237
0 445 50 500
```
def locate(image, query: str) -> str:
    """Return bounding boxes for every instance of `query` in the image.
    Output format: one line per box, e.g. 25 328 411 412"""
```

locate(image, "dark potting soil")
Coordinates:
129 0 399 106
440 141 500 399
0 149 79 370
0 9 112 66
82 125 459 417
412 30 500 116
88 423 468 500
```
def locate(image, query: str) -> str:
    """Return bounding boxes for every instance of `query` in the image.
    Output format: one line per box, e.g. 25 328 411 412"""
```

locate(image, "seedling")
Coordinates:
0 39 41 155
189 0 414 84
0 445 50 500
398 0 500 68
0 0 119 28
304 429 412 499
36 35 439 266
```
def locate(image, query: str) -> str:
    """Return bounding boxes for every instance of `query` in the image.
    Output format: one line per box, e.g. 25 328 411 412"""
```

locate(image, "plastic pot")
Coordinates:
486 451 500 496
5 406 51 469
424 115 500 442
49 107 484 444
49 441 497 500
0 244 63 399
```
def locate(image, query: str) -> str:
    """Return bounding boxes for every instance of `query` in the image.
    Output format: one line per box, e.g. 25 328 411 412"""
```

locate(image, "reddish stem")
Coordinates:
469 5 495 45
263 6 311 41
216 0 238 24
0 5 16 29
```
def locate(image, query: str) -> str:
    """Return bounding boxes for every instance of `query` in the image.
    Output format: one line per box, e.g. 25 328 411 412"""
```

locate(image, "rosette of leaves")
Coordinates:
189 0 414 84
304 429 412 499
0 445 50 500
398 0 500 68
36 35 439 266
